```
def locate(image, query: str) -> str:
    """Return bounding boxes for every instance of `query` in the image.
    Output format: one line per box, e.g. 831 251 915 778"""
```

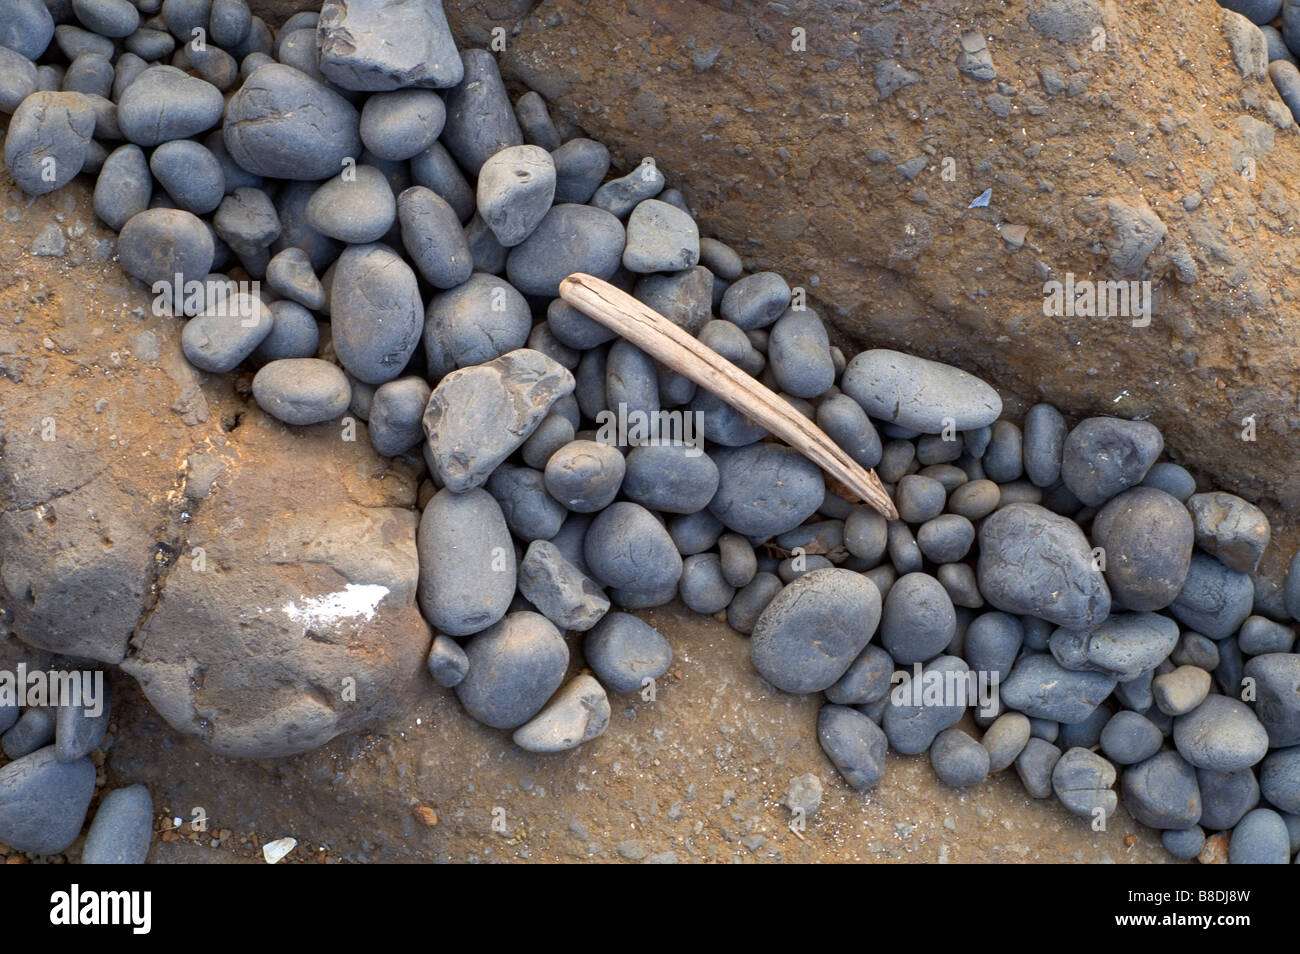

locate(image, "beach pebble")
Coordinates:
1238 616 1295 655
1048 612 1179 681
545 440 626 512
1259 746 1300 814
367 377 430 457
326 243 422 383
317 0 461 91
1015 737 1062 798
397 186 472 290
93 144 152 231
506 203 625 297
181 292 272 373
519 540 610 632
1243 653 1300 746
209 0 251 47
583 613 672 693
727 572 784 635
768 307 834 399
720 272 790 330
816 394 882 469
0 0 55 60
306 165 396 244
223 63 361 180
486 464 565 542
963 611 1023 682
551 137 610 203
751 568 881 693
1051 747 1118 819
1169 552 1255 640
117 65 223 148
1173 694 1270 771
1141 461 1196 501
256 298 316 358
679 553 735 614
4 90 95 196
417 487 515 637
1023 403 1066 487
360 88 445 161
1229 808 1291 864
1186 491 1271 574
930 728 990 787
1000 653 1117 723
584 502 683 598
1198 766 1261 830
983 421 1023 483
2 708 54 759
709 444 824 538
1059 417 1163 505
477 144 556 247
410 140 474 221
82 784 152 864
455 612 568 729
591 157 665 217
213 186 280 258
0 47 38 114
621 444 719 515
883 655 970 754
149 139 225 215
978 503 1111 629
0 747 96 855
423 273 530 377
265 247 325 310
512 674 610 752
1090 487 1194 611
427 635 469 688
1153 665 1212 716
623 198 699 273
252 358 350 426
842 349 1002 433
1121 750 1202 829
880 572 955 664
1099 710 1163 764
818 704 889 790
54 684 110 763
440 48 521 174
982 712 1032 772
825 644 894 706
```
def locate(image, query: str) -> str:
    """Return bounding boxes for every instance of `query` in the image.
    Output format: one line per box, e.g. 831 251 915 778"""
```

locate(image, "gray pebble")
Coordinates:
883 655 971 754
930 728 990 787
1141 461 1196 501
54 683 110 763
0 46 38 114
512 674 609 752
1229 808 1291 864
623 197 699 273
1239 615 1295 655
880 571 955 664
82 783 152 864
584 502 683 599
1000 653 1117 723
0 747 96 855
679 553 735 614
1091 487 1194 612
709 443 824 538
368 376 430 457
4 90 95 195
591 156 665 217
440 47 521 175
0 0 54 60
983 421 1023 483
719 272 790 330
818 704 888 790
209 0 250 47
1051 747 1118 819
622 443 719 515
718 533 757 588
317 0 460 91
1171 631 1220 671
265 247 325 310
330 243 422 384
1152 665 1211 717
397 186 472 290
1161 826 1206 860
1243 653 1300 746
982 711 1032 772
1023 403 1066 487
583 613 672 693
825 644 894 706
545 440 626 513
698 236 742 280
486 463 566 542
1198 766 1261 830
1173 694 1269 772
514 89 558 150
417 487 515 637
1100 710 1164 764
783 773 823 817
768 307 834 399
359 87 445 161
817 393 882 469
2 707 54 759
212 186 280 258
521 414 574 471
1260 746 1300 814
519 539 610 632
1059 417 1163 505
477 143 556 247
305 165 396 244
118 65 222 147
427 635 469 688
423 272 529 378
1186 491 1271 574
1015 737 1062 798
841 349 1002 433
916 514 975 564
727 572 783 635
1121 750 1201 829
1048 611 1179 681
149 139 224 215
181 291 272 372
251 358 349 426
506 203 625 297
947 479 1000 520
410 140 475 222
271 180 338 272
1170 552 1255 640
844 506 888 564
964 611 1023 682
551 137 610 203
456 612 568 729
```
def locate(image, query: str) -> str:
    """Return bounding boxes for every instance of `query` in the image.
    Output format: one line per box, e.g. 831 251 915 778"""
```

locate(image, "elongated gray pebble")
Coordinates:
82 784 152 864
512 674 609 752
818 704 888 790
842 349 1002 433
398 185 472 290
417 487 515 637
456 612 568 729
519 540 610 632
583 613 672 693
252 358 350 426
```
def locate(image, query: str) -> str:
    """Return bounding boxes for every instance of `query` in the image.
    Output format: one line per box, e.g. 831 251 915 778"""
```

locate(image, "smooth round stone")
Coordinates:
1000 653 1117 723
930 728 991 788
477 144 556 247
212 186 280 257
410 140 474 221
621 443 719 515
880 572 954 664
545 440 625 513
698 236 742 280
688 388 767 447
0 0 55 60
514 89 557 150
982 712 1032 772
720 272 790 330
751 568 882 693
3 708 54 759
1059 703 1111 749
978 503 1111 629
397 186 472 290
548 298 617 350
1229 808 1291 864
1090 487 1193 612
0 47 38 114
883 655 970 754
330 244 423 385
1141 461 1196 501
360 88 445 161
622 198 700 273
1169 553 1254 640
1243 653 1300 747
1239 616 1295 655
708 444 824 538
427 634 469 688
1099 711 1163 764
818 704 888 790
767 307 834 399
0 747 96 855
423 273 529 379
1222 0 1282 25
54 688 111 764
181 293 272 372
506 203 625 297
1048 612 1180 681
1059 417 1163 506
124 26 175 60
1051 747 1118 818
223 63 361 180
964 612 1023 683
1121 750 1201 830
82 784 152 864
1023 403 1066 487
584 613 672 693
1172 631 1220 671
304 165 396 244
1186 491 1271 575
265 247 324 310
678 553 734 614
149 139 224 215
512 674 609 752
93 143 151 231
72 0 138 37
4 90 95 195
486 464 566 543
61 52 112 99
455 612 568 729
1029 718 1060 742
1173 695 1269 771
270 181 338 272
915 514 974 564
116 66 222 147
440 48 521 175
118 208 214 289
844 507 888 564
727 572 783 635
54 23 112 59
947 479 1000 520
1197 766 1260 829
717 533 757 589
209 0 251 47
825 644 894 706
983 421 1023 483
521 414 574 471
1015 737 1062 798
417 486 515 638
584 502 682 595
1162 826 1206 860
368 376 430 457
1153 665 1212 716
250 358 350 427
842 349 1002 433
817 393 882 469
551 137 610 203
1260 746 1300 814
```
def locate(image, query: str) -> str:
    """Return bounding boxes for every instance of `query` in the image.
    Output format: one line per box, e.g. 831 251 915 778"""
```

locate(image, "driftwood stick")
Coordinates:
558 272 899 521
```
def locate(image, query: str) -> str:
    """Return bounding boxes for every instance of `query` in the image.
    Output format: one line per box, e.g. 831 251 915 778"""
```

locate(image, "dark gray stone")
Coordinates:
4 90 94 195
0 746 95 854
591 157 665 217
1186 491 1271 574
622 198 699 273
1170 552 1255 640
818 704 888 790
1090 487 1194 611
477 144 555 247
330 243 422 385
181 292 272 373
398 186 473 290
1048 612 1179 681
1099 710 1163 765
1121 750 1201 829
81 784 152 864
842 349 1002 433
368 376 430 457
719 271 790 330
1228 808 1291 864
317 0 462 92
427 634 469 687
882 655 970 754
1015 736 1062 798
1197 766 1260 830
455 612 568 729
1000 653 1117 723
930 727 990 787
251 358 350 426
1059 417 1163 506
583 502 682 601
583 612 672 693
305 165 396 245
1052 746 1118 819
0 0 54 60
1173 694 1270 771
117 207 214 290
621 443 719 515
709 443 824 538
360 88 445 161
149 139 224 215
880 571 955 664
551 137 610 203
417 487 515 637
544 439 626 513
1243 653 1300 747
440 47 521 174
506 203 625 297
486 463 566 542
519 540 610 632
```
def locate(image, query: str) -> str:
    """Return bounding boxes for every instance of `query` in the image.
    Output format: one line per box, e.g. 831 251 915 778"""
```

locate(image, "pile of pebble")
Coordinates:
1222 0 1300 123
1 0 1299 866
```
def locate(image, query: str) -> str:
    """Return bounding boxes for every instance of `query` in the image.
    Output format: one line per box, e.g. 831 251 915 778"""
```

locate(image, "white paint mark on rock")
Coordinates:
282 584 389 628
